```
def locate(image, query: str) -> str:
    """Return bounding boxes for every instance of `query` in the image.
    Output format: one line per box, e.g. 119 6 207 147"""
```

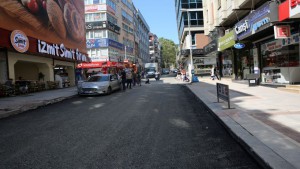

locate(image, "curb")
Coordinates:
184 85 296 169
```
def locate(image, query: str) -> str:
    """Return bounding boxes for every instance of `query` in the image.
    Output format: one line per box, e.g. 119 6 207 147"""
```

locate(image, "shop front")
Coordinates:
2 31 88 89
218 30 235 78
0 0 88 93
234 1 278 81
202 39 218 76
260 33 300 84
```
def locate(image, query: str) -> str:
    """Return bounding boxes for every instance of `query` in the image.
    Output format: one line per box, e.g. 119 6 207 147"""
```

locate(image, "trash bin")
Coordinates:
246 74 259 87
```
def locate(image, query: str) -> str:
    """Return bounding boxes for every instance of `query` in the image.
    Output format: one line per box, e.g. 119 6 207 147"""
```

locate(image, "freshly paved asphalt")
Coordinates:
0 78 261 169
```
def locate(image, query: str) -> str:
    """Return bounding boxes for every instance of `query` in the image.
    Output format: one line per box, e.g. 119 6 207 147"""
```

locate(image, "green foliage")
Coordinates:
158 37 178 68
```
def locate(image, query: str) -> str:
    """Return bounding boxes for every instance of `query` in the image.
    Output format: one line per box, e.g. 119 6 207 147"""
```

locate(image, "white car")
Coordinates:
77 74 121 95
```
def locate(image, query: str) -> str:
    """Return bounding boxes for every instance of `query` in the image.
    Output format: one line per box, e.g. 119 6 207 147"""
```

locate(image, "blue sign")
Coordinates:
234 43 245 49
108 39 123 50
234 2 271 40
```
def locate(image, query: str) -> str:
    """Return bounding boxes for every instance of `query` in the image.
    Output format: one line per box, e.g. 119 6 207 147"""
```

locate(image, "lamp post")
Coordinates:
180 8 193 83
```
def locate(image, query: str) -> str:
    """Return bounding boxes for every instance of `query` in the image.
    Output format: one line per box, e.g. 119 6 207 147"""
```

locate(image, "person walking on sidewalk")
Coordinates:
214 66 220 80
121 69 127 91
211 66 220 80
136 71 142 86
126 70 133 89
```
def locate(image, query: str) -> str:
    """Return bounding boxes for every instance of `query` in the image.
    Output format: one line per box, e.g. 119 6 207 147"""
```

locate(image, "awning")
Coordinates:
77 61 125 69
87 68 102 73
77 62 102 68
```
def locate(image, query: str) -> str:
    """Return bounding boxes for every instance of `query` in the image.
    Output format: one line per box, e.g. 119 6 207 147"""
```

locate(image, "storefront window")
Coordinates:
0 50 8 82
261 44 299 68
221 50 233 77
260 37 300 84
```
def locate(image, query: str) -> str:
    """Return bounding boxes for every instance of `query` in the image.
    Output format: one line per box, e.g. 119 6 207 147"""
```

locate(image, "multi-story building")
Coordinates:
149 33 161 66
84 0 136 73
132 4 150 71
174 0 208 78
203 0 300 85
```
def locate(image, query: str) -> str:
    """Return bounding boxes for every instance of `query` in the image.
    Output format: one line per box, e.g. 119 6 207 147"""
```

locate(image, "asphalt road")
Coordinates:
0 78 262 169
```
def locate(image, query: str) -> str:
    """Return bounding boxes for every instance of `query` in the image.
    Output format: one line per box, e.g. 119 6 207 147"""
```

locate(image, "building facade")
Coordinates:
174 0 207 78
133 4 151 70
203 0 300 85
149 33 161 66
84 0 150 73
0 1 88 91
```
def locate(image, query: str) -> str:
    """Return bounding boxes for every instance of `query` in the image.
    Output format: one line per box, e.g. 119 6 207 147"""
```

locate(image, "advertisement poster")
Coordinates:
0 0 86 54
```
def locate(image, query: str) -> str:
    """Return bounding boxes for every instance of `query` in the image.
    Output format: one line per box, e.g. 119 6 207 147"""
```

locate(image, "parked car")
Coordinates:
77 74 120 96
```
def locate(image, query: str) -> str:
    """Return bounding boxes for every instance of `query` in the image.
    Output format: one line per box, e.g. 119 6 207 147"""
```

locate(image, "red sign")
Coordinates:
274 25 291 39
77 61 124 68
290 0 300 8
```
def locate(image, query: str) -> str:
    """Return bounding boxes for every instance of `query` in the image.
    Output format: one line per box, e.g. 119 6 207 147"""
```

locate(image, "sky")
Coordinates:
132 0 179 44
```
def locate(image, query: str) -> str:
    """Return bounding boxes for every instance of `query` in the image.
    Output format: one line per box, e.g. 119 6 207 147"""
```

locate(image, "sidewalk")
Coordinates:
184 77 300 169
0 87 78 119
0 77 300 169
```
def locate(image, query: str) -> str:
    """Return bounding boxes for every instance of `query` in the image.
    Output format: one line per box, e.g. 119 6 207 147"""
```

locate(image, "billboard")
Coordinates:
0 0 86 54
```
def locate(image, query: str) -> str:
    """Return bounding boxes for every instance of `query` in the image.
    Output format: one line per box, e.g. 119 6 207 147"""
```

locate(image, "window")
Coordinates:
85 13 106 22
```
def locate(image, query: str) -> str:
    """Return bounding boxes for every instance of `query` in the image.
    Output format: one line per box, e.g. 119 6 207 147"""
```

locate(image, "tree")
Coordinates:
159 38 177 68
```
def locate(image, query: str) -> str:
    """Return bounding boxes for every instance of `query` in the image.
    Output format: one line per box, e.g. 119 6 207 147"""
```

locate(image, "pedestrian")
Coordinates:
137 71 141 86
132 70 136 86
121 69 127 91
211 66 215 80
126 69 133 89
214 67 220 80
212 66 220 80
141 71 145 79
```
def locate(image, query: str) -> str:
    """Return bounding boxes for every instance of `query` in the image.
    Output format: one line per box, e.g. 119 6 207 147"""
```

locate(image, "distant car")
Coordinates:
162 69 170 74
146 70 156 78
172 69 178 73
77 74 120 95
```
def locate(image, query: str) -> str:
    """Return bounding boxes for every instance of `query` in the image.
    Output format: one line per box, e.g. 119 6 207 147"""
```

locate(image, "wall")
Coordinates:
7 51 52 82
195 34 209 48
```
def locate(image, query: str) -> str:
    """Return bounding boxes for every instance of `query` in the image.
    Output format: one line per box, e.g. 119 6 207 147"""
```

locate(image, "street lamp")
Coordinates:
180 8 193 83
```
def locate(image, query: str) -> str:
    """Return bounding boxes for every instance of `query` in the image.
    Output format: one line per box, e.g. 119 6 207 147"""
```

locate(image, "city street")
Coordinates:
0 78 262 169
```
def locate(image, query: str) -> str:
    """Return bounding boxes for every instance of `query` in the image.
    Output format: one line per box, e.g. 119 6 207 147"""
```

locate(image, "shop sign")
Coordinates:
290 0 300 18
85 4 106 12
235 20 250 35
38 40 88 62
282 33 299 46
87 39 108 48
234 43 245 49
264 40 282 51
274 25 291 39
204 40 218 55
180 49 190 57
192 49 204 55
85 21 105 30
219 30 235 51
107 21 120 34
85 21 120 34
10 30 29 53
234 2 272 40
194 58 216 65
108 39 124 50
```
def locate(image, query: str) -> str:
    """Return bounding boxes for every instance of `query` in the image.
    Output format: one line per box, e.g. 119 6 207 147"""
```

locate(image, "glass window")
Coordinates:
88 75 109 82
